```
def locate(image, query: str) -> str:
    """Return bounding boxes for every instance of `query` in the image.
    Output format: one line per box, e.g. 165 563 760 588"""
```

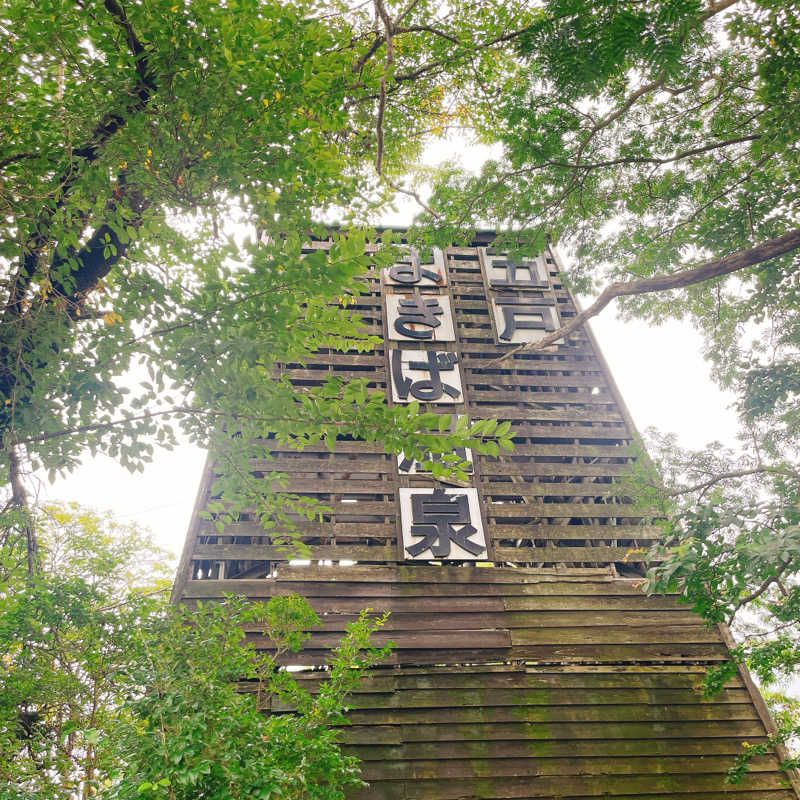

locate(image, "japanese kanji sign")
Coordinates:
397 446 474 476
386 294 455 341
384 247 447 287
491 296 559 344
390 349 463 403
399 487 487 560
483 248 549 289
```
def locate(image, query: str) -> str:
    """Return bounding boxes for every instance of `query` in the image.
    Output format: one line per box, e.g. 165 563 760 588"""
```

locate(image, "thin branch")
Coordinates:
730 560 792 623
396 0 422 24
352 34 384 75
668 466 800 497
9 405 357 448
488 227 800 364
392 24 459 44
543 134 761 171
700 0 741 22
381 177 440 218
7 445 37 579
0 152 39 171
373 0 394 174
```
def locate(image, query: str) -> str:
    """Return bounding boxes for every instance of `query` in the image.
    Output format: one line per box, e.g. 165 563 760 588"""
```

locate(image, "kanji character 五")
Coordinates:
486 248 548 289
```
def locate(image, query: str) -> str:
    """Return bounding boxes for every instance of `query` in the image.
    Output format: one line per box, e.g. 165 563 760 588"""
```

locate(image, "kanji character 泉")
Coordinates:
392 296 444 340
389 250 442 286
493 296 558 342
485 248 548 289
391 349 462 402
405 488 486 558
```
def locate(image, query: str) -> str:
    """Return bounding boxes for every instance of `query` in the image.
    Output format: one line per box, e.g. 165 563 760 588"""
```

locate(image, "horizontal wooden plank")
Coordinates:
358 753 780 780
184 578 664 601
489 522 662 539
252 479 395 493
342 702 759 726
260 629 515 649
291 665 738 692
479 463 635 477
492 546 650 562
248 455 395 472
459 353 603 368
192 544 396 561
266 623 721 648
270 608 704 630
463 371 613 389
341 718 770 745
272 564 620 583
459 341 592 356
258 430 631 455
267 642 730 665
485 503 649 518
311 686 753 710
350 772 790 800
179 581 693 612
295 352 385 366
347 736 767 760
469 388 614 404
198 521 397 538
484 445 632 458
480 483 639 497
280 582 654 599
278 368 387 381
502 595 687 611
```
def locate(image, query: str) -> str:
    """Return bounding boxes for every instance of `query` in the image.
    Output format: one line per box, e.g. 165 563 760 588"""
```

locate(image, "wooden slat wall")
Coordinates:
171 235 798 799
185 566 729 666
180 564 796 799
176 237 658 583
303 666 789 799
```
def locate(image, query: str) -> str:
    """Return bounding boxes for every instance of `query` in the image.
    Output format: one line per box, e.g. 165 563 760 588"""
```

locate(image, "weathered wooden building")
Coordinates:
172 235 799 799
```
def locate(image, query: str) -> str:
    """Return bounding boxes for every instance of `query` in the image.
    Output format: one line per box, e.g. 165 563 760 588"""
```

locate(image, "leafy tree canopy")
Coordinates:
0 0 528 562
3 0 800 749
0 504 389 799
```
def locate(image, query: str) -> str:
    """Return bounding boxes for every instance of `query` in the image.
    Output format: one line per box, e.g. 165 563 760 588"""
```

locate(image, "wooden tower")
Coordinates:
172 234 799 799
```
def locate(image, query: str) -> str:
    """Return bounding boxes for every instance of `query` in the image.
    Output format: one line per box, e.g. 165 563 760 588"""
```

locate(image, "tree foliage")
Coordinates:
622 430 800 778
0 505 389 799
4 0 800 764
0 0 530 562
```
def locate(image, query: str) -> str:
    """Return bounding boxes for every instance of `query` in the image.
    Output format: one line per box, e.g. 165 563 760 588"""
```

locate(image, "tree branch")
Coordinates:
6 0 156 318
392 24 460 44
489 228 800 364
668 466 800 497
0 152 39 171
7 445 37 579
729 559 792 622
543 134 761 171
9 405 357 449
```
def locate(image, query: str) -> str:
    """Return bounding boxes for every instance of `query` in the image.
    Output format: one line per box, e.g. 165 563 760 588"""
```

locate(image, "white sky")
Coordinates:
38 137 741 561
